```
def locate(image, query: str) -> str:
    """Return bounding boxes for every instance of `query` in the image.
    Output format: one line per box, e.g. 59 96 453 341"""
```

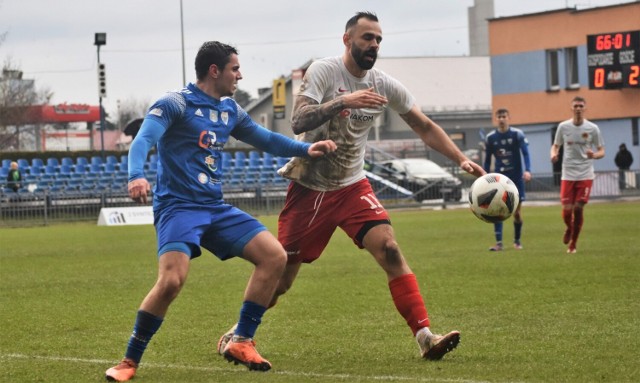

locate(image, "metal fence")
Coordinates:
1 170 638 227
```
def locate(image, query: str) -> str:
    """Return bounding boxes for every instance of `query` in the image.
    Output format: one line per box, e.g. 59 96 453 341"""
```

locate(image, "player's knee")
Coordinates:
381 238 403 266
156 274 186 302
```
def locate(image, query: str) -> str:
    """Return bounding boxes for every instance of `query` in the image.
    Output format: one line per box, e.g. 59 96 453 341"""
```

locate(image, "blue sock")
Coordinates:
235 301 267 339
514 221 523 243
494 222 503 243
124 310 163 364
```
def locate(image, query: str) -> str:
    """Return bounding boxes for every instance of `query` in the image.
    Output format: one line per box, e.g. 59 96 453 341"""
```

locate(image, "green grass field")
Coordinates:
1 201 639 382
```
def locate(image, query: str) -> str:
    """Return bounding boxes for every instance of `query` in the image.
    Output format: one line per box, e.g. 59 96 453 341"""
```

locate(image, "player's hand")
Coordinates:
342 87 387 109
128 178 151 204
461 160 486 178
586 149 594 159
308 140 337 157
551 154 559 163
523 171 532 182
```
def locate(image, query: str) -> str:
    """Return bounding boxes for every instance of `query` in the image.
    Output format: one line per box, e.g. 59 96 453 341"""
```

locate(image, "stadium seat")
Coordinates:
106 155 118 166
0 167 8 178
31 158 44 168
44 165 57 176
2 159 12 169
76 156 89 166
74 164 88 175
59 165 73 177
91 156 103 166
61 157 74 167
104 163 117 175
276 157 291 167
17 158 30 169
46 157 60 168
262 152 274 168
234 152 247 168
89 163 103 174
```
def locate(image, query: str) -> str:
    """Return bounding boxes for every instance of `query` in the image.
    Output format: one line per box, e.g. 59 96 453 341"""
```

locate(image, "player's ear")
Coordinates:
342 32 350 47
209 64 219 79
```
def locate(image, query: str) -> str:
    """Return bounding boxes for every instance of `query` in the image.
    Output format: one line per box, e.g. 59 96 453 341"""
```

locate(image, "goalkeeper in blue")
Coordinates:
483 108 532 251
105 41 336 382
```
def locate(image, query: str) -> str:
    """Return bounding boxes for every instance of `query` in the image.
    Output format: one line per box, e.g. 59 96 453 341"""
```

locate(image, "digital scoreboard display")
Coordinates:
587 30 640 89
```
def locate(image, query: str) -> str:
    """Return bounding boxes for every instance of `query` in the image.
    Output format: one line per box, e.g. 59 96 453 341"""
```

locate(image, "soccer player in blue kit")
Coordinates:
105 41 336 382
483 108 532 251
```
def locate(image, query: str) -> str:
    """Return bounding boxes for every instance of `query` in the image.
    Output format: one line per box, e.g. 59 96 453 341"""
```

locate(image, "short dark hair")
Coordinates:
195 41 238 81
496 108 509 115
345 11 378 32
572 96 586 103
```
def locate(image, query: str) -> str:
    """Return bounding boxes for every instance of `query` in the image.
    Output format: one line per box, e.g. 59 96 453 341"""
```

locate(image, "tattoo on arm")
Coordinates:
291 95 344 135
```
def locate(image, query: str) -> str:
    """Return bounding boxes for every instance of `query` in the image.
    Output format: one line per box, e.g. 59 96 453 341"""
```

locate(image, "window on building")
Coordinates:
546 49 560 91
565 47 580 89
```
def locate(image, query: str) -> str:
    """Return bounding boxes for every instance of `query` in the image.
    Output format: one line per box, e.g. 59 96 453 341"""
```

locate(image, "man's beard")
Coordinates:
352 44 377 70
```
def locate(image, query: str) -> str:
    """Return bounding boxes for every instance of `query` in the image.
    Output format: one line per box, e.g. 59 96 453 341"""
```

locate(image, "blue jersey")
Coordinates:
130 83 310 208
483 127 531 180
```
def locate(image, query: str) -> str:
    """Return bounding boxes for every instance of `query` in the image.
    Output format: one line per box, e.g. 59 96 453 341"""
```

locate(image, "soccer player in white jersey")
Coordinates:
218 12 485 362
551 96 605 253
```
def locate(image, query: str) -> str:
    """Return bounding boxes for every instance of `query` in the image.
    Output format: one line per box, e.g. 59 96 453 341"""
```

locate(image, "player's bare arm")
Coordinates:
291 88 387 135
550 144 560 163
586 146 605 159
291 95 344 135
400 105 484 177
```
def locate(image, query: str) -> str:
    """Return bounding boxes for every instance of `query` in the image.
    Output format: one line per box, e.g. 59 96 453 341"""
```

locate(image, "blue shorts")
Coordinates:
503 173 526 202
154 201 266 260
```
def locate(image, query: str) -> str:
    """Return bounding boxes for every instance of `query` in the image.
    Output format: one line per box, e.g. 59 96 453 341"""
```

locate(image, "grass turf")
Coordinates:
0 201 638 382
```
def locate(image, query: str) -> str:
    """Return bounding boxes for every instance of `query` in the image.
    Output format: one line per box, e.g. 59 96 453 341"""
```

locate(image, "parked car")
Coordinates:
370 158 463 202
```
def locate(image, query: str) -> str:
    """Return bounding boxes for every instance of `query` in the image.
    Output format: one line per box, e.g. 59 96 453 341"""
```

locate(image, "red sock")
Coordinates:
572 207 583 244
389 274 429 336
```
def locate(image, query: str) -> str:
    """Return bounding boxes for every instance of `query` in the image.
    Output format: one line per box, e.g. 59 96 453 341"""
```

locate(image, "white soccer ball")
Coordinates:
468 173 520 223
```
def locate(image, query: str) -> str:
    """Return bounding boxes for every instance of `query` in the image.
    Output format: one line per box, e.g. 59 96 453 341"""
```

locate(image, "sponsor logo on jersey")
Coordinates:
195 109 204 117
199 130 217 149
210 110 218 123
149 108 163 117
338 87 348 93
197 173 209 184
205 155 218 172
349 114 374 122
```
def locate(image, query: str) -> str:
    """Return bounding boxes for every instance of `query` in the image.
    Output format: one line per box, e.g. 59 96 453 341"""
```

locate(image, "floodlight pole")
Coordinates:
95 33 107 160
180 0 186 86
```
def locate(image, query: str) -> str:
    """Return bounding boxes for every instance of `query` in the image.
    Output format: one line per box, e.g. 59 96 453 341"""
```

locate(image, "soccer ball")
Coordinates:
468 173 519 223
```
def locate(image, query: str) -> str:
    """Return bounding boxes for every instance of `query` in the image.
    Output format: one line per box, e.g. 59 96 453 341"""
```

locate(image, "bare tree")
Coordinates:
0 59 53 150
233 87 254 108
116 97 151 131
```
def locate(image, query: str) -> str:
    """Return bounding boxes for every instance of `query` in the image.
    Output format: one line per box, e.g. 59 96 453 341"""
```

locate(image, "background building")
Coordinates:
489 2 640 174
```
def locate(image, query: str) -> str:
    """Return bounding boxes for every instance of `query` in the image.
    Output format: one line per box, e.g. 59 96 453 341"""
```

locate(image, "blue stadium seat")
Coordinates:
74 164 88 175
44 165 57 176
46 158 60 168
31 158 44 168
106 155 118 165
234 152 247 168
17 158 30 168
61 157 74 167
104 163 117 175
59 165 73 177
0 167 8 178
276 157 291 167
2 159 12 169
76 156 89 166
89 163 103 174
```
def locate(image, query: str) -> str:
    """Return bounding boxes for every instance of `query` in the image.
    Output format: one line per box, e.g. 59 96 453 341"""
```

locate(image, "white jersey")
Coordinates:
278 56 415 191
553 118 604 180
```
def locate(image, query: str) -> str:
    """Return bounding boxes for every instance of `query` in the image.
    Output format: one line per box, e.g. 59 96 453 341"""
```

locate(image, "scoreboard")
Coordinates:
587 30 640 89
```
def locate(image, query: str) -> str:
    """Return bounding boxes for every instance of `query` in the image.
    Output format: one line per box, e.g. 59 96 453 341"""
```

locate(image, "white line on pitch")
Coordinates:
1 353 493 383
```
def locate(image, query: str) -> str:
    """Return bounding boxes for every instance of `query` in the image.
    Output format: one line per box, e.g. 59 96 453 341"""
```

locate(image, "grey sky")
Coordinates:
0 0 633 118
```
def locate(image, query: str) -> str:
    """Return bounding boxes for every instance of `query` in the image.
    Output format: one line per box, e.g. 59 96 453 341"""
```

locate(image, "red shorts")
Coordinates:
278 178 391 264
560 179 593 205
